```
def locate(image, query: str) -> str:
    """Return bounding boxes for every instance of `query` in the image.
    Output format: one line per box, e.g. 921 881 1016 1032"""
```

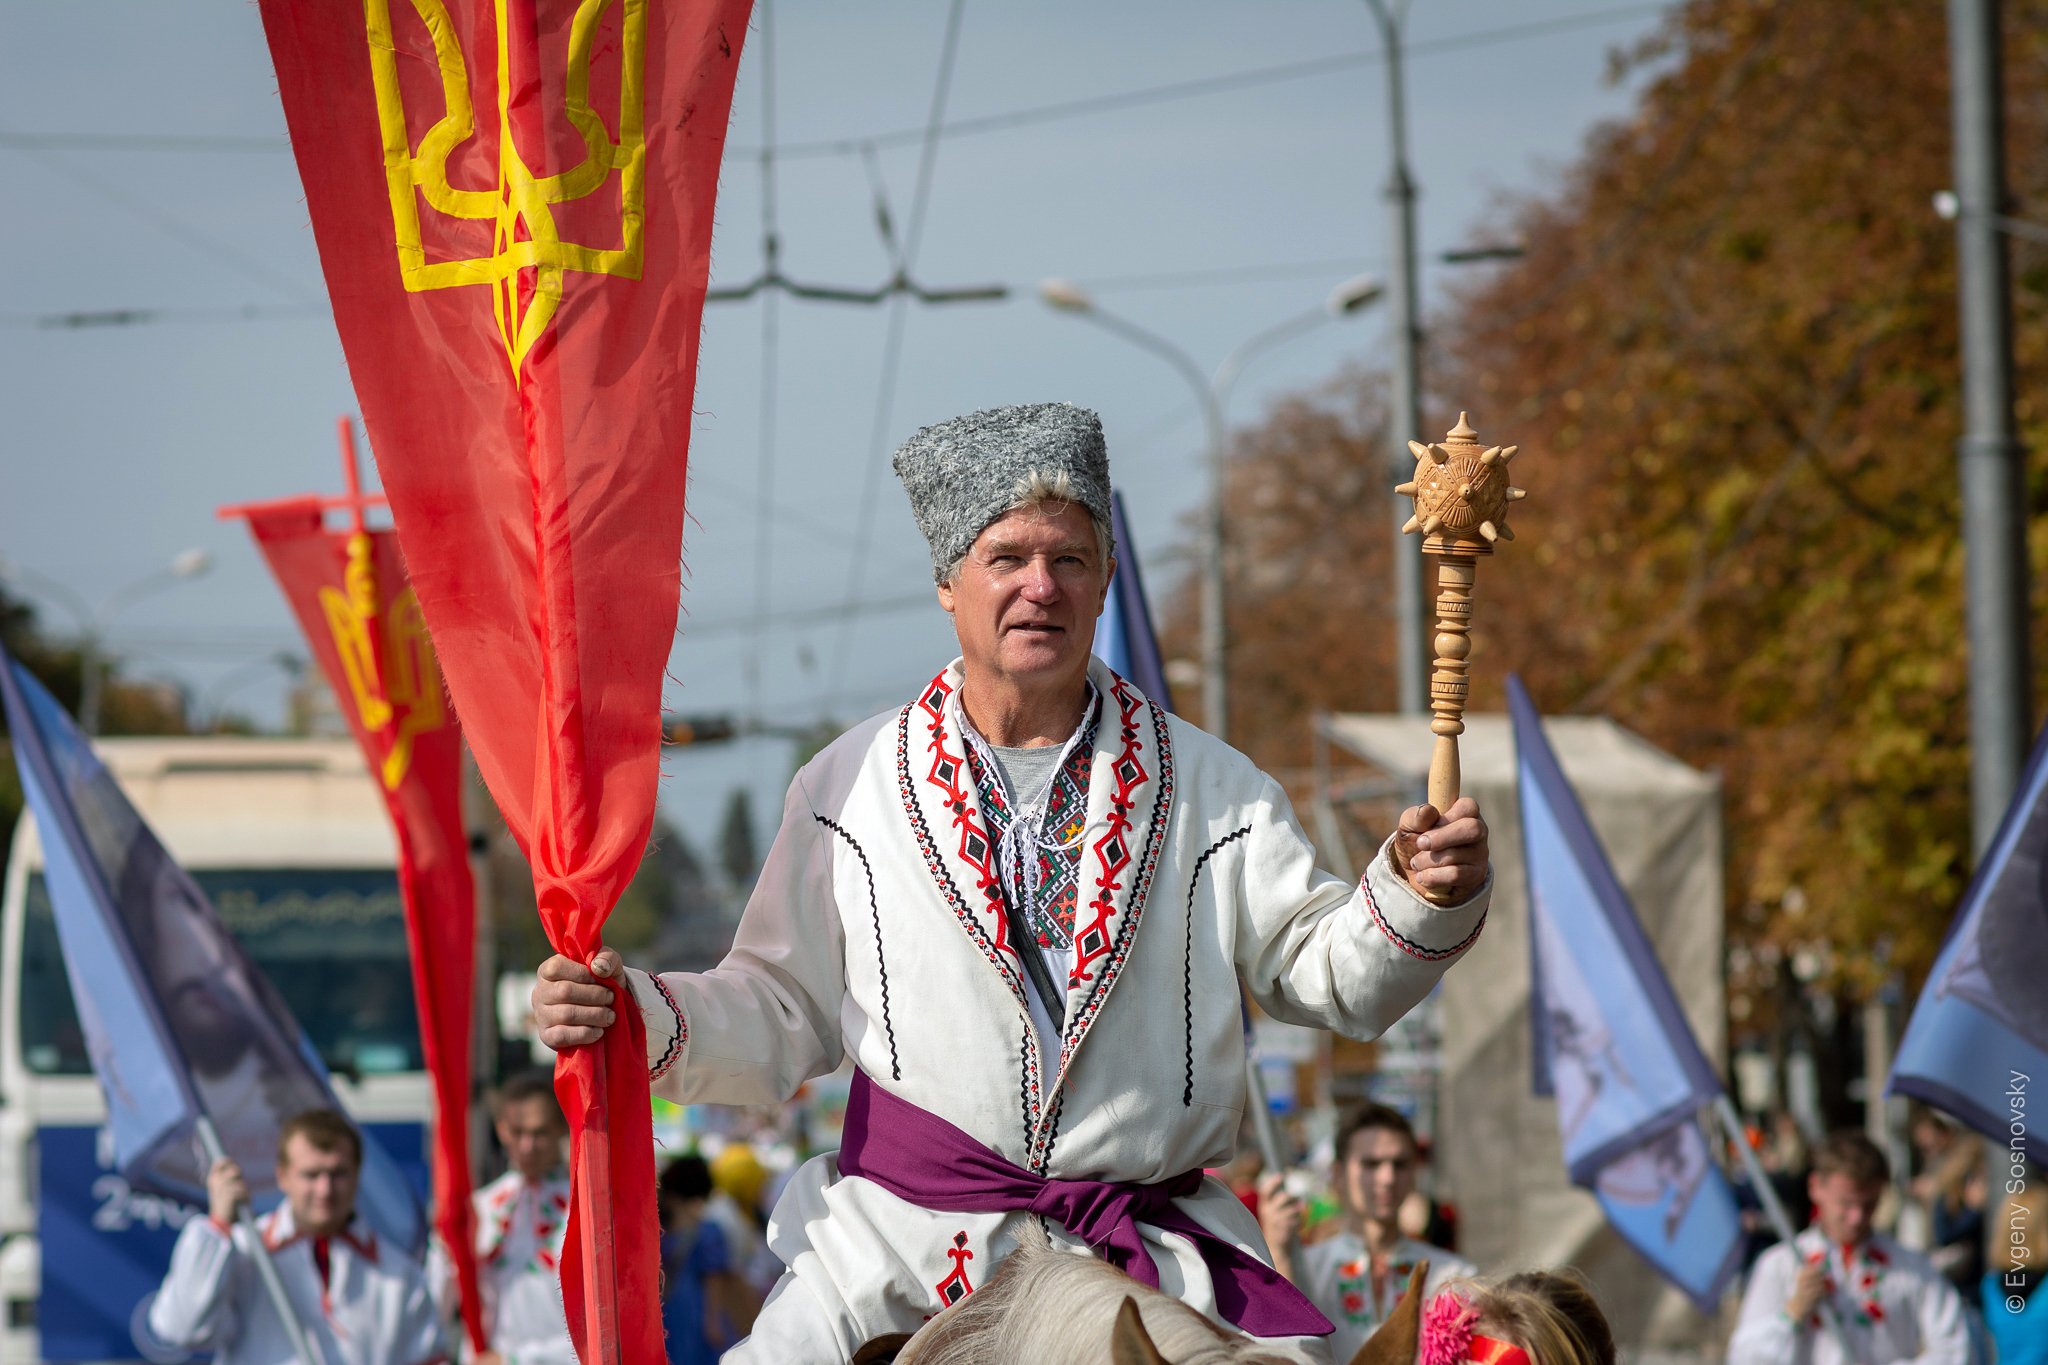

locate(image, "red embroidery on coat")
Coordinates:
935 1230 975 1306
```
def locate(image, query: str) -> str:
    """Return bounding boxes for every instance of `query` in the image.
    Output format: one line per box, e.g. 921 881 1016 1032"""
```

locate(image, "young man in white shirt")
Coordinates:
1261 1101 1476 1362
1730 1130 1971 1365
149 1107 447 1365
456 1072 575 1365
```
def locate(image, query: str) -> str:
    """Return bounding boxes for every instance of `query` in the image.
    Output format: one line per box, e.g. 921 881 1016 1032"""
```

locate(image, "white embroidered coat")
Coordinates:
148 1205 447 1365
625 660 1489 1358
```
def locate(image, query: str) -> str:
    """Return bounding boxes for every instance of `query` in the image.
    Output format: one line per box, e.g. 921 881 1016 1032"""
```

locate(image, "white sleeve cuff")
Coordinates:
1361 833 1490 961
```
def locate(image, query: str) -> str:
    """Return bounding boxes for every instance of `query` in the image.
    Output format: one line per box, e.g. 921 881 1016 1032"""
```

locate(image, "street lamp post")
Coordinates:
1362 0 1429 717
1940 0 2035 856
0 549 214 734
1040 276 1384 743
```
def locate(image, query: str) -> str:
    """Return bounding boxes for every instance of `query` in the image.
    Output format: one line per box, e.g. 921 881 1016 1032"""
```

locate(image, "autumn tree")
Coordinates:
1186 0 2048 1119
1156 372 1401 775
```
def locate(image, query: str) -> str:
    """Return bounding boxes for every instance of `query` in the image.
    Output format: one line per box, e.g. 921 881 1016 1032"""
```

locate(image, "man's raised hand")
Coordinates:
206 1157 248 1227
1392 796 1489 903
531 948 624 1051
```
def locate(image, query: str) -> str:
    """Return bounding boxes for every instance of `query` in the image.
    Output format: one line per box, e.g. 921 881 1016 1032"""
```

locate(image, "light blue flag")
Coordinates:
1092 489 1175 710
1889 720 2048 1164
0 647 424 1251
1511 674 1743 1312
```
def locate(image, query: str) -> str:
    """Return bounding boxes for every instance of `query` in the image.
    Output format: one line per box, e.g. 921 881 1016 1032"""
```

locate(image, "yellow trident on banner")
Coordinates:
364 0 648 382
320 532 447 790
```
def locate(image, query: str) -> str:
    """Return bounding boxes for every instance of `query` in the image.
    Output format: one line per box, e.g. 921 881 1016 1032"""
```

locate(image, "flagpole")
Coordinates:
195 1115 327 1365
1709 1096 1864 1363
1244 1053 1289 1174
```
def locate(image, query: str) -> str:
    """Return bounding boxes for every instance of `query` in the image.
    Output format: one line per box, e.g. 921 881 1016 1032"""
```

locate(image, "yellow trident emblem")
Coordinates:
364 0 648 382
320 533 447 790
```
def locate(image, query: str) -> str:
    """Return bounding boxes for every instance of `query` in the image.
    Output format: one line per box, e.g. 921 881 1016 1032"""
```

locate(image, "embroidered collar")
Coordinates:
1798 1230 1892 1330
477 1171 571 1271
1334 1235 1430 1327
960 684 1100 951
260 1205 378 1262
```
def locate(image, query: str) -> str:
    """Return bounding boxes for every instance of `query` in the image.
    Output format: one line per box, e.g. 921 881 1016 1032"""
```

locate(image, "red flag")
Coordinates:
225 494 488 1353
256 4 750 1359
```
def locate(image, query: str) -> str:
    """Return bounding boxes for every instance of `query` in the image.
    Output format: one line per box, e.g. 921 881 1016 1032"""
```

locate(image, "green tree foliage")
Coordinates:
1192 0 2047 1071
1157 373 1401 773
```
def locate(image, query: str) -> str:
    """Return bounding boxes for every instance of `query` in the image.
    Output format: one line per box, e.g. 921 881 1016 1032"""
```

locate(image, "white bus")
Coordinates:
0 736 440 1362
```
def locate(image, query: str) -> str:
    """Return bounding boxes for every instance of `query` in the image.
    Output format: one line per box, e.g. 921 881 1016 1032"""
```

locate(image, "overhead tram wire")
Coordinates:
0 129 285 154
13 4 1670 172
0 130 322 307
11 252 1429 331
0 302 326 329
115 588 942 662
732 2 1669 160
821 0 969 723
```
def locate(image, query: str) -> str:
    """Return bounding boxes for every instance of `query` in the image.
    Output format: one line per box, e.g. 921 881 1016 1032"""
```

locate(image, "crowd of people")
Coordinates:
1214 1098 2046 1365
133 1079 2047 1363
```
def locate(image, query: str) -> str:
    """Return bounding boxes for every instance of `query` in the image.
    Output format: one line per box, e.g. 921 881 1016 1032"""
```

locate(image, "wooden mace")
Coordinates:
1397 412 1527 820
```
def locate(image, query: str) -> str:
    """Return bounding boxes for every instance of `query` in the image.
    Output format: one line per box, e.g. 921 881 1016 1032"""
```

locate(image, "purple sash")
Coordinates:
836 1070 1333 1338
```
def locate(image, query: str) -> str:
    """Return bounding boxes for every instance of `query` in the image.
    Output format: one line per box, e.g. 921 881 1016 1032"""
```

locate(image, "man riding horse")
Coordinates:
533 403 1492 1362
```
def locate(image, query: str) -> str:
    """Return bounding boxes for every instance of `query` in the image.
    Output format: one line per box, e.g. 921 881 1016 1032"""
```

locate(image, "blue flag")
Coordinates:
1092 489 1175 710
1511 674 1743 1312
1889 721 2048 1165
0 647 424 1251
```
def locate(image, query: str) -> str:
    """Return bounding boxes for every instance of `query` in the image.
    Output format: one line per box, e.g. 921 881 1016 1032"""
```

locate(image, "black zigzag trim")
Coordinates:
1183 825 1252 1106
1019 1024 1036 1152
816 814 898 1082
1035 1087 1069 1176
1365 875 1489 962
648 973 686 1083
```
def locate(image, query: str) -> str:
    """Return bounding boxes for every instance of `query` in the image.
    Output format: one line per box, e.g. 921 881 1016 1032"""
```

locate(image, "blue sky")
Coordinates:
0 1 1671 851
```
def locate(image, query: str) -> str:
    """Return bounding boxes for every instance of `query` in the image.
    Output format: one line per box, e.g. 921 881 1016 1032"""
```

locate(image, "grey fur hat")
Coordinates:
891 402 1114 581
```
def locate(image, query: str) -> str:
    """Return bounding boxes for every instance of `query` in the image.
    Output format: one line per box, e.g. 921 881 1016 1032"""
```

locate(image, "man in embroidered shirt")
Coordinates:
533 403 1494 1362
1261 1101 1476 1362
438 1071 576 1365
1730 1130 1970 1365
147 1107 447 1365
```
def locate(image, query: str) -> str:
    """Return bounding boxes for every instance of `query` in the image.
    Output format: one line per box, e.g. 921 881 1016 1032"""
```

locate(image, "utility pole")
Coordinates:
1948 0 2033 855
1364 0 1429 717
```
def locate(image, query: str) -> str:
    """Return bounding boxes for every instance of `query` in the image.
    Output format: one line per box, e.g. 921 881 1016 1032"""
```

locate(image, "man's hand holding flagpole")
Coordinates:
194 1117 324 1365
1709 1097 1865 1363
0 651 429 1360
